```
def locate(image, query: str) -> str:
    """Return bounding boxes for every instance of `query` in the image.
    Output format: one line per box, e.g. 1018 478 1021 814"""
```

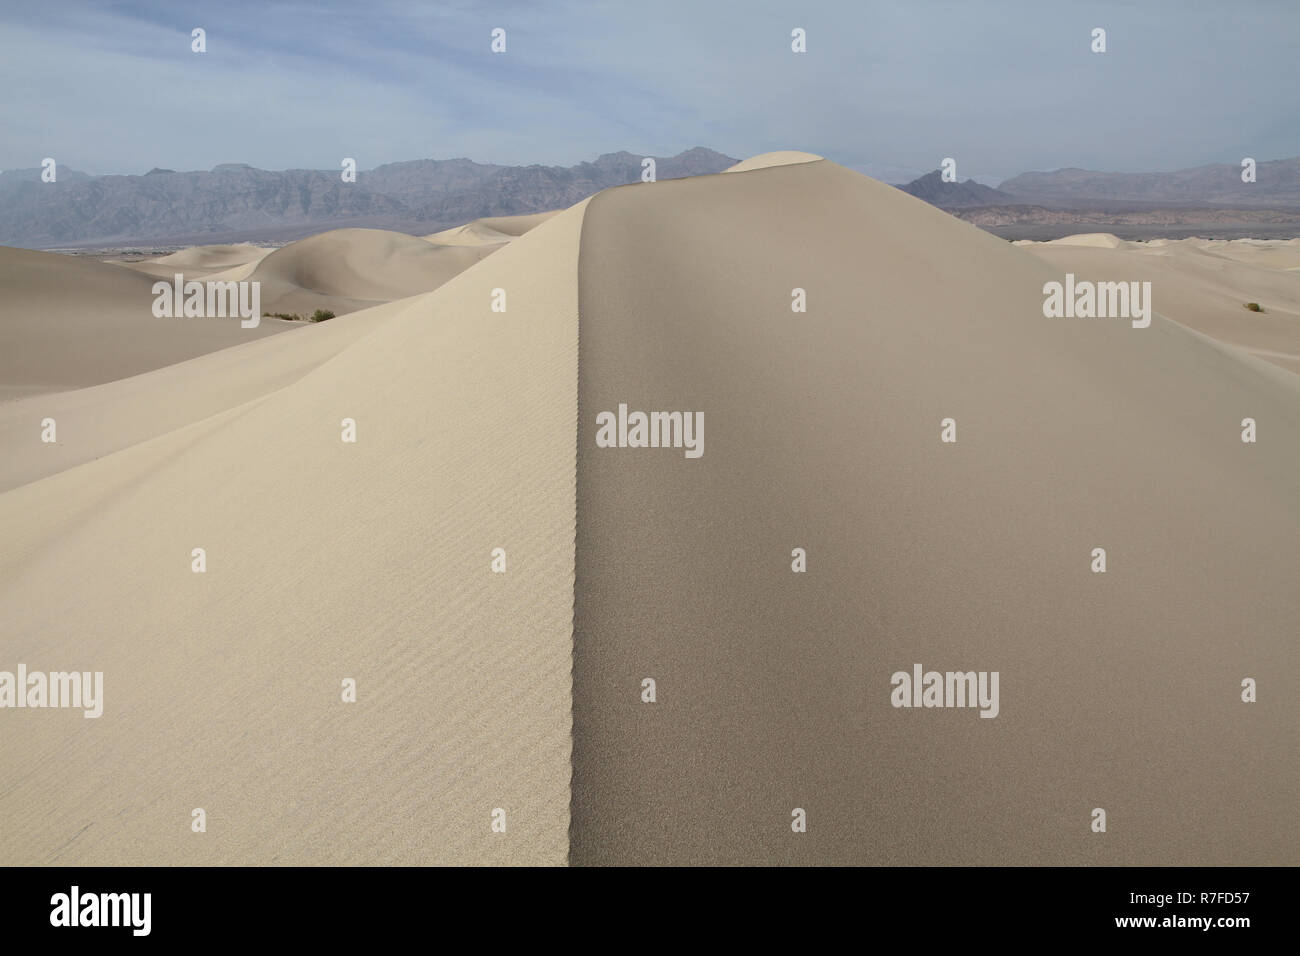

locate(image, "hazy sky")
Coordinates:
2 0 1297 184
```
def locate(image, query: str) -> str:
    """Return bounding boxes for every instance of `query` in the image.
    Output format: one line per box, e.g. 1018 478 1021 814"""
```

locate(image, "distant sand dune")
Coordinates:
1193 237 1300 271
120 244 272 280
0 246 294 396
424 211 559 246
0 226 509 400
243 227 501 317
1040 232 1131 249
1021 235 1300 373
724 150 824 172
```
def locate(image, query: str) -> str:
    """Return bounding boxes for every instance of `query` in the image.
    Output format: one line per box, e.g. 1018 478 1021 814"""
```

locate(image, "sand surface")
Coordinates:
242 228 502 317
0 225 519 401
424 211 559 246
108 227 515 322
120 244 273 280
0 299 400 492
0 246 294 395
1020 235 1300 374
570 159 1299 865
1 155 1296 866
0 205 584 865
725 151 824 172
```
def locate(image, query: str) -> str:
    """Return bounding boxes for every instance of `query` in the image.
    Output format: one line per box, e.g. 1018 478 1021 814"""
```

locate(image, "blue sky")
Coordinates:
2 0 1297 184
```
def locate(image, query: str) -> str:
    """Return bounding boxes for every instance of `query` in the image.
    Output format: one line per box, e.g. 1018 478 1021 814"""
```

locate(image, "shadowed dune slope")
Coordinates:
570 159 1300 865
0 246 294 396
0 203 585 865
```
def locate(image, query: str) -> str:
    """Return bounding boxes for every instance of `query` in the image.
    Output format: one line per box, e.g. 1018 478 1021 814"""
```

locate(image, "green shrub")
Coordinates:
1245 302 1264 312
259 309 336 322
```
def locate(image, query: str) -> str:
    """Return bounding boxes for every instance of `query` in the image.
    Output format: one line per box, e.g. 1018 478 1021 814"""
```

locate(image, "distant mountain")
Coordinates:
998 157 1300 206
0 148 738 248
897 171 1016 207
0 166 95 190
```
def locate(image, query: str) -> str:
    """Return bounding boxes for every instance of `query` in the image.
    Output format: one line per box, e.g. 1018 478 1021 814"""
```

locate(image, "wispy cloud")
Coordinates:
2 0 1297 180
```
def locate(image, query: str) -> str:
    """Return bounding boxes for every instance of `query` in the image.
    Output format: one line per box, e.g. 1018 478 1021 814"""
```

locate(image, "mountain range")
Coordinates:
997 157 1300 206
3 150 1299 248
895 171 1016 206
0 148 737 248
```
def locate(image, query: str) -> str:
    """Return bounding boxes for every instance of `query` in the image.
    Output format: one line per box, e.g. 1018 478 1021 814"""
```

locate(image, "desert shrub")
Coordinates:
1245 302 1264 312
259 309 335 322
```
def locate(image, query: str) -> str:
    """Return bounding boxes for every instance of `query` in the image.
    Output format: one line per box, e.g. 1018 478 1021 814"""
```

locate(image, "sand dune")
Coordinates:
111 228 509 321
570 157 1299 865
0 246 295 397
1 154 1296 867
424 211 559 246
725 150 823 172
0 205 584 865
1020 235 1300 373
120 244 272 280
0 299 402 493
241 227 501 317
1192 237 1300 271
0 226 504 400
1037 232 1132 249
194 258 266 283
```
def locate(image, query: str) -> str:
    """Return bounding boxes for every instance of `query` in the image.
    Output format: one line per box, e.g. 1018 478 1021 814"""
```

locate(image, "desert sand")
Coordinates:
239 228 502 317
0 219 558 400
424 211 559 246
1019 234 1300 374
122 219 558 318
569 157 1300 866
0 246 293 397
724 150 824 172
1 155 1297 866
0 299 402 492
119 243 273 280
0 204 584 865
